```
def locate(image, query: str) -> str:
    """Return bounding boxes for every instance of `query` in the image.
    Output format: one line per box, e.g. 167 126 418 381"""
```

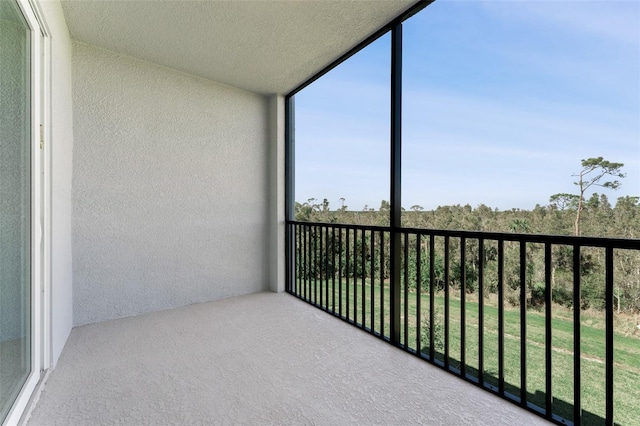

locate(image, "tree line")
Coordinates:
294 158 640 315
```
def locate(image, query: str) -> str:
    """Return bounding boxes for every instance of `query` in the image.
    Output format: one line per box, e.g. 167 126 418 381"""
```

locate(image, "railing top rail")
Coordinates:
289 220 391 233
288 220 640 250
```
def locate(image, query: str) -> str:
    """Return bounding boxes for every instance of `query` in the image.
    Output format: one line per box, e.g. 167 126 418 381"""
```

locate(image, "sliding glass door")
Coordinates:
0 0 35 422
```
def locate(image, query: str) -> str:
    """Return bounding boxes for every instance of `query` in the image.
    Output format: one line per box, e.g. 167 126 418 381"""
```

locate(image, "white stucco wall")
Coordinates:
40 0 75 367
71 42 270 326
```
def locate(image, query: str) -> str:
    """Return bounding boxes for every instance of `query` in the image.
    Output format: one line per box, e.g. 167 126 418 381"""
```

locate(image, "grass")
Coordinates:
293 277 640 425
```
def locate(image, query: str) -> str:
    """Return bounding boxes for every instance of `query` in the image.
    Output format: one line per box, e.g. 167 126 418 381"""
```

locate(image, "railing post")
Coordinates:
389 22 402 345
444 236 450 370
460 237 466 377
498 240 505 395
478 238 484 383
520 242 527 406
545 243 553 419
573 244 581 424
605 246 614 425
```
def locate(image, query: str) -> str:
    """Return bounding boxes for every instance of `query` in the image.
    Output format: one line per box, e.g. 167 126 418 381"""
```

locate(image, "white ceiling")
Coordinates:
60 0 420 95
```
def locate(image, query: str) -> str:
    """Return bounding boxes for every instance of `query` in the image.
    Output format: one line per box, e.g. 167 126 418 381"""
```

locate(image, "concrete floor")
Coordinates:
27 292 549 425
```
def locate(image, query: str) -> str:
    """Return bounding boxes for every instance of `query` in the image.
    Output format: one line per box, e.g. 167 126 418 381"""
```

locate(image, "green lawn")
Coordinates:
293 278 640 425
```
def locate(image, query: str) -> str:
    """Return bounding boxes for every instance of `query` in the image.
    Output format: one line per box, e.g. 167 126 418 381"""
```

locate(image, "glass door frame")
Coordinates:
3 0 50 423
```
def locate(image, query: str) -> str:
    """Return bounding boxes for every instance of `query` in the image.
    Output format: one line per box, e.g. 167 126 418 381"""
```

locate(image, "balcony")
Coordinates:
2 0 637 424
27 292 547 425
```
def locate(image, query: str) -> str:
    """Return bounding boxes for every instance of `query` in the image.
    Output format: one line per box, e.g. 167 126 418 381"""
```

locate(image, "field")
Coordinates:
294 279 640 425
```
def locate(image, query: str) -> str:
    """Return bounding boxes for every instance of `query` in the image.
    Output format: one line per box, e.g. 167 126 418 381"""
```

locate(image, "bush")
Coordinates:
420 305 444 353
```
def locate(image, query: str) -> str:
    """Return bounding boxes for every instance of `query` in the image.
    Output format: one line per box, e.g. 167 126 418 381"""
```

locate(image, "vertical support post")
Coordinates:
353 229 358 321
303 226 308 300
573 245 581 424
605 246 614 426
332 226 336 313
478 238 484 384
404 233 409 348
361 228 366 328
346 229 351 320
389 23 403 346
326 226 330 311
444 236 450 370
545 243 553 418
380 231 385 338
498 240 505 395
339 228 343 317
370 230 375 331
460 238 466 377
416 234 422 353
293 225 297 295
429 235 435 360
284 96 295 293
520 241 527 406
313 226 318 305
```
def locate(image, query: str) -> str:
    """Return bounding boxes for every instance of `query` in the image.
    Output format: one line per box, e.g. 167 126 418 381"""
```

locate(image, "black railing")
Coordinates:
287 220 639 426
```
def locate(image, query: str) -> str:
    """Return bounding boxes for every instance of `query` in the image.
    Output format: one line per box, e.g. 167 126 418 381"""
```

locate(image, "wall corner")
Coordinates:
268 94 286 293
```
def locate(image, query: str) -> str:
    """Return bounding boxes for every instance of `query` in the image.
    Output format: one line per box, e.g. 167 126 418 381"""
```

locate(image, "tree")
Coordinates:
572 157 625 236
339 197 347 212
586 193 600 210
509 218 531 233
549 193 579 211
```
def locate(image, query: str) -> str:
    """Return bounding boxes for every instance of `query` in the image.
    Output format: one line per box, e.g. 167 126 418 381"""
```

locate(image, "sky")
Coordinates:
294 0 640 212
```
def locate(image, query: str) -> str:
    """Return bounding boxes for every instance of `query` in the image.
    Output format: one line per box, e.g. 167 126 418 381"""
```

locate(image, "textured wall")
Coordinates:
0 7 29 341
41 0 75 366
72 42 269 326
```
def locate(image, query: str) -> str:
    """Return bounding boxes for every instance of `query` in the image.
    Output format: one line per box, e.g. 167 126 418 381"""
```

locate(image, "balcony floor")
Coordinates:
27 292 548 425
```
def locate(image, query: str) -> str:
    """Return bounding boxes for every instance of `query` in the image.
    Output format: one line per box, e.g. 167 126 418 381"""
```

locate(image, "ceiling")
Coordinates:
60 0 421 95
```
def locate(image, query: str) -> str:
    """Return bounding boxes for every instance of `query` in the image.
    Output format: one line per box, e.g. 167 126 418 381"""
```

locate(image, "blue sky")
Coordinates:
294 0 640 211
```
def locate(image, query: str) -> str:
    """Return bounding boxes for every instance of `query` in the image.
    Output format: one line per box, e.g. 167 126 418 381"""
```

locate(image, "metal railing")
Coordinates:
286 220 639 425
